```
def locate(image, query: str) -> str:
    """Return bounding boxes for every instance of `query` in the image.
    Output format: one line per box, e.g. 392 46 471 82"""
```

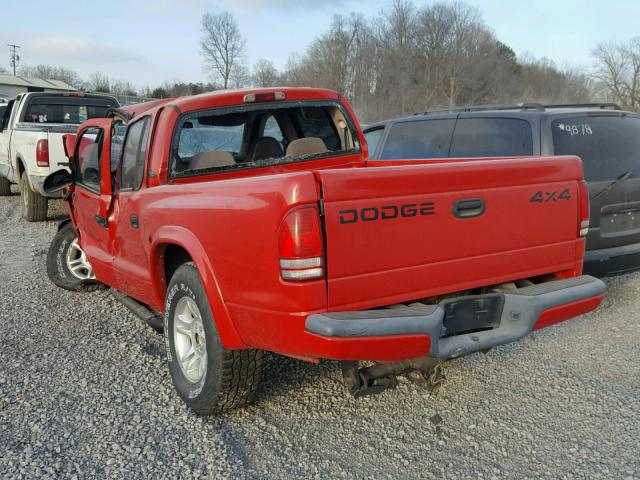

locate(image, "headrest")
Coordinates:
249 137 284 162
285 137 328 157
189 151 235 170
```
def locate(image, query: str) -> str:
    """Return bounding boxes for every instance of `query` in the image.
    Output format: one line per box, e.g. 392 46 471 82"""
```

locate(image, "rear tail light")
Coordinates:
578 180 590 237
36 139 49 167
278 207 324 281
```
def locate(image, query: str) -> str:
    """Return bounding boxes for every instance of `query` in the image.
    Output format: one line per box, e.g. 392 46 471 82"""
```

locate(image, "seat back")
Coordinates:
285 137 328 157
189 151 236 170
249 137 284 162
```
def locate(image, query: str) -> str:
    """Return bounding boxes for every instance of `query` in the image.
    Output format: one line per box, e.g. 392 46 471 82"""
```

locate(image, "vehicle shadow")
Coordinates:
47 213 69 222
255 352 340 402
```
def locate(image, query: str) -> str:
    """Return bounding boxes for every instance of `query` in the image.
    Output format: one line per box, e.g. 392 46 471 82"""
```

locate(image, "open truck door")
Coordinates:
67 118 117 285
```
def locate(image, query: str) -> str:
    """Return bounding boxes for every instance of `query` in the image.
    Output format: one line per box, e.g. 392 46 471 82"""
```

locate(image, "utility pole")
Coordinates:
7 44 20 75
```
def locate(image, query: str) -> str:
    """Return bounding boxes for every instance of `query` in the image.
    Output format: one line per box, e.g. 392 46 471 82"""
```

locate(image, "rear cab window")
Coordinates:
21 95 117 124
552 114 640 181
169 101 360 178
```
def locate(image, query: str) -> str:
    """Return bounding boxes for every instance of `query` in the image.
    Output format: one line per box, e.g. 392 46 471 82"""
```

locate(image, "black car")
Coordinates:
364 103 640 277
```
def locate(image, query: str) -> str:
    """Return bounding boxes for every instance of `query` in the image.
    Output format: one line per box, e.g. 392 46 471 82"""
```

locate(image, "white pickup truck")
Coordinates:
0 92 119 221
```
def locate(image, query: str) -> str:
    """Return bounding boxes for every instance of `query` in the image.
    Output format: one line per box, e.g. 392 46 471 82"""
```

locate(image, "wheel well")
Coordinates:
16 157 25 177
163 244 193 284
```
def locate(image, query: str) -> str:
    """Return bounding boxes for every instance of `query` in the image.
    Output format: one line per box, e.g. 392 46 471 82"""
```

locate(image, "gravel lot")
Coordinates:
0 187 638 480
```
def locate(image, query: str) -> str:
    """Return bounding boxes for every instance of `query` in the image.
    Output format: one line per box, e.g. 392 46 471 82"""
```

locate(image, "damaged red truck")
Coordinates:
44 88 606 414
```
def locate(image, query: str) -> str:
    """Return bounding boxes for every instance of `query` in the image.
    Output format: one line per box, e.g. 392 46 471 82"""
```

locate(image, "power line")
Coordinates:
7 43 20 76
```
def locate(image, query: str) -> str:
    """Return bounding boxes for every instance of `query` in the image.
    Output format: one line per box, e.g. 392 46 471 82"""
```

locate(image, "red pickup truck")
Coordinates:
44 88 606 414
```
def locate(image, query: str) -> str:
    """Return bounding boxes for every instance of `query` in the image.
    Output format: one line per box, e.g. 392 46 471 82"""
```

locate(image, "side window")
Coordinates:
1 100 14 130
294 107 340 151
449 118 533 157
380 119 455 160
110 121 127 172
75 127 103 193
262 115 284 144
120 118 150 190
364 128 384 158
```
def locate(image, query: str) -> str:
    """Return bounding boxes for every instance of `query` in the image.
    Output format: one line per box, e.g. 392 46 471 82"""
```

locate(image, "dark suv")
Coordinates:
364 103 640 277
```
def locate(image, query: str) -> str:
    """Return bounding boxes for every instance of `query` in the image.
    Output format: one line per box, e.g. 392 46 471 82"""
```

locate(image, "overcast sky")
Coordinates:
1 0 638 88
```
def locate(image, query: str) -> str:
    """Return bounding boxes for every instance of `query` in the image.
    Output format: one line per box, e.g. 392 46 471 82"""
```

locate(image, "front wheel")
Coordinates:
20 172 48 222
165 263 263 415
46 223 103 292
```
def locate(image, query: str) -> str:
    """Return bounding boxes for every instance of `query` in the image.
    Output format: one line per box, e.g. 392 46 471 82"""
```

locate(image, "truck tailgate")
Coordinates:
45 126 77 171
316 156 584 310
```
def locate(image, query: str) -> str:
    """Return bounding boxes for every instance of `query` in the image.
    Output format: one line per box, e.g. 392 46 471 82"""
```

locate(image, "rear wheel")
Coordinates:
0 176 10 196
20 172 48 222
165 263 263 414
46 223 103 292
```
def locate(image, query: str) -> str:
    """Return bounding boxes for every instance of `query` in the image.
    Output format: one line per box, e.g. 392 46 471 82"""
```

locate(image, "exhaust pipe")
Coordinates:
341 357 440 398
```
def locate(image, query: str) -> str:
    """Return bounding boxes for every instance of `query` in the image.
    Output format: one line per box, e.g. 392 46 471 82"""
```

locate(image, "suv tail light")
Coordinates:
36 139 49 167
278 207 324 281
578 180 590 237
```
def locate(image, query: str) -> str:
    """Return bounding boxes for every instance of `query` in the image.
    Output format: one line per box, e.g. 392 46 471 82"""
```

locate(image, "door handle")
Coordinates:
453 199 485 219
130 214 139 229
94 215 108 228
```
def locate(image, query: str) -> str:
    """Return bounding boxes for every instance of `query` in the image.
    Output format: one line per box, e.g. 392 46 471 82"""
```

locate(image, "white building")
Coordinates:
0 74 76 98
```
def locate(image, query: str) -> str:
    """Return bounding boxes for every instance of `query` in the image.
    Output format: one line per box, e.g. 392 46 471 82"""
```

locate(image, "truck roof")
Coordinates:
168 87 340 113
121 87 342 122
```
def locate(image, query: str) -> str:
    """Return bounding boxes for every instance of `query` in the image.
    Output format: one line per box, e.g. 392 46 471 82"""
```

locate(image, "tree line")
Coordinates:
5 1 639 122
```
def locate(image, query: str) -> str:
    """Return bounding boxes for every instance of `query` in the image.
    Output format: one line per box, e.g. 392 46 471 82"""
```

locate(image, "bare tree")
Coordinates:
230 64 251 89
592 38 640 110
110 79 138 96
18 64 83 89
200 11 247 89
252 59 280 87
88 72 111 93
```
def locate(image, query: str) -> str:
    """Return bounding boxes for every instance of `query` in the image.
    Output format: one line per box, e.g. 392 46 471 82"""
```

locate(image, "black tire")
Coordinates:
165 263 263 415
46 223 103 292
0 175 10 196
20 172 48 222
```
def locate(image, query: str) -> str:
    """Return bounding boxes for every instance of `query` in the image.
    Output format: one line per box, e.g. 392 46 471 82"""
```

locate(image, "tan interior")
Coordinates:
285 137 328 157
189 151 236 170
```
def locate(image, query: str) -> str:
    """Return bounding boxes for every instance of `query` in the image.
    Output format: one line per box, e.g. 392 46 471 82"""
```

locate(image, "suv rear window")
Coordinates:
552 115 640 182
449 118 533 157
380 119 455 159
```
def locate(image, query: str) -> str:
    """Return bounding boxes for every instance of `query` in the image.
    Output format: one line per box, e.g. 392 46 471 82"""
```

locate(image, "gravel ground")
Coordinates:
0 187 639 480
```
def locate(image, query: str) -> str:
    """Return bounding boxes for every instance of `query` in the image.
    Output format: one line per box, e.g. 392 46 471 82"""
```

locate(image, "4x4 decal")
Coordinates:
530 189 571 203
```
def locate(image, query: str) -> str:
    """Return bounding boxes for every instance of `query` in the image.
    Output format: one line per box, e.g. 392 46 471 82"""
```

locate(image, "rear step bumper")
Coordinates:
305 275 606 361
